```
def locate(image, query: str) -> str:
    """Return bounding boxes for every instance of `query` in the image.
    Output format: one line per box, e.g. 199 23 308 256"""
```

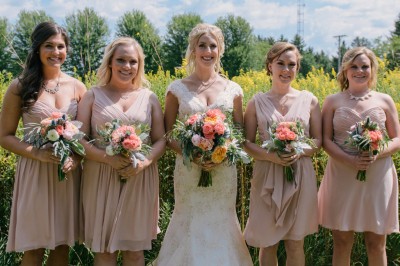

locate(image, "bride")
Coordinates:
154 23 252 265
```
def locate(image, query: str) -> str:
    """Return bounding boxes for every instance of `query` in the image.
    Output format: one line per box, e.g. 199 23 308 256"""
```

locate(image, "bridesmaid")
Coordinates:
318 47 400 265
0 22 86 265
78 37 165 265
244 42 322 266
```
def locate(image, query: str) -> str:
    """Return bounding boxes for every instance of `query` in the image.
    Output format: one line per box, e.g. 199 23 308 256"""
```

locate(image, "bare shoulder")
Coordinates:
149 91 162 106
373 91 396 110
7 78 22 95
322 92 343 109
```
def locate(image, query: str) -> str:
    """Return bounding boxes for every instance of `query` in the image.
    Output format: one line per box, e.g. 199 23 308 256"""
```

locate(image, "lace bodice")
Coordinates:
166 79 243 119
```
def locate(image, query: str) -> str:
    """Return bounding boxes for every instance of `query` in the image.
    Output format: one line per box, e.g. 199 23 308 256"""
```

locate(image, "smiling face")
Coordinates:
109 44 139 85
345 53 371 89
268 50 298 85
194 33 219 69
39 33 67 69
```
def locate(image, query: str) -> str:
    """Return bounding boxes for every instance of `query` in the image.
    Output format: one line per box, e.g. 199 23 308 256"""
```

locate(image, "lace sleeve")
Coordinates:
228 81 243 98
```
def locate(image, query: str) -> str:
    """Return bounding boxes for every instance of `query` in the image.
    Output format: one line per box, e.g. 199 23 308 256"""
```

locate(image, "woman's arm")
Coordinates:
164 91 182 154
302 95 322 157
0 80 59 164
377 93 400 158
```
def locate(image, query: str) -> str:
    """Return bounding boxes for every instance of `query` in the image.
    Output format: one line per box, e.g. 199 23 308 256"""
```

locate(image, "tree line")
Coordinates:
0 8 399 79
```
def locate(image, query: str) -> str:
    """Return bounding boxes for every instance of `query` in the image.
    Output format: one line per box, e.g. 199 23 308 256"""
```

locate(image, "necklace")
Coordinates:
196 75 218 94
348 89 372 101
42 75 61 94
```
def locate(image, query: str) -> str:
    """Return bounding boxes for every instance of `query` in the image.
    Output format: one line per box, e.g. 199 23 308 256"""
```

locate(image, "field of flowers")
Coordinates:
0 61 400 265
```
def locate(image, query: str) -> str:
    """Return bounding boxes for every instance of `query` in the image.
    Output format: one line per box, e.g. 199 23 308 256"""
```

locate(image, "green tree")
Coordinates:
215 14 254 77
0 18 12 73
10 10 53 76
248 35 271 71
162 13 203 74
116 10 163 73
351 37 372 48
64 7 110 77
292 34 306 53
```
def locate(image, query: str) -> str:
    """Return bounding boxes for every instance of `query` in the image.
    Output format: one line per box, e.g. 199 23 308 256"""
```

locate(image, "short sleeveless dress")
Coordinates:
244 91 318 248
318 106 399 234
80 87 159 253
154 80 252 266
7 99 81 252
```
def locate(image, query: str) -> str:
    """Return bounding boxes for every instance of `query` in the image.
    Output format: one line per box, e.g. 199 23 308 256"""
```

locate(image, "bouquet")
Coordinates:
171 108 250 187
345 116 390 181
97 119 151 180
25 112 85 181
261 120 315 182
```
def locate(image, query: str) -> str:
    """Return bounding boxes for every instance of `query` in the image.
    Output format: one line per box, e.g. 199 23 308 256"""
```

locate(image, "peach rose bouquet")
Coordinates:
25 112 85 181
97 119 151 180
345 116 390 181
171 108 250 187
262 120 315 182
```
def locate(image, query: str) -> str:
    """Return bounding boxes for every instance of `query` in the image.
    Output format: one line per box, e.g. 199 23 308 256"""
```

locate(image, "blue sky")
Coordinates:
1 0 399 57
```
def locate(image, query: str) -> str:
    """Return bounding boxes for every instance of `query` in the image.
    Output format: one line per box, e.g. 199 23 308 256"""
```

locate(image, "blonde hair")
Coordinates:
337 47 378 91
97 37 150 88
185 23 225 75
265 42 302 76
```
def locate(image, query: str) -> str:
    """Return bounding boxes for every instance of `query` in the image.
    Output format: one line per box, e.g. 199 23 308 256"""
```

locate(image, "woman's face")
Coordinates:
193 33 219 69
109 44 139 84
346 54 371 89
39 33 67 68
268 50 298 85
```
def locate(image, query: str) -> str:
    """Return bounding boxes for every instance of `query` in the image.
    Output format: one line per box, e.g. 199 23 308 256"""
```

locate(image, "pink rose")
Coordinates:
55 125 64 135
191 134 201 146
214 122 225 135
198 137 214 151
202 122 214 135
206 109 226 120
122 135 142 151
50 112 63 119
286 131 297 141
186 114 199 125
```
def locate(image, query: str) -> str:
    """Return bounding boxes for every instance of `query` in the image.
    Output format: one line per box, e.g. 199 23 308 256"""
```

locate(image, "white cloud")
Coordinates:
1 0 399 57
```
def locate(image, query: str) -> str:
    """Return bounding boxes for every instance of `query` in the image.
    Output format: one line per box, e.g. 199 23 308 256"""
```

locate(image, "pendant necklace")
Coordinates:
42 74 61 94
348 89 372 101
197 74 218 94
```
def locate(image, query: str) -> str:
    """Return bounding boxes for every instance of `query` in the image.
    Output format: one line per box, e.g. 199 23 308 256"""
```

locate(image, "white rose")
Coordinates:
46 129 60 141
105 145 115 156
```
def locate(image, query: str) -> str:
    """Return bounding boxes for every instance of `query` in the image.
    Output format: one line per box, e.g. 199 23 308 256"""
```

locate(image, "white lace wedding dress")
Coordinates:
154 80 253 266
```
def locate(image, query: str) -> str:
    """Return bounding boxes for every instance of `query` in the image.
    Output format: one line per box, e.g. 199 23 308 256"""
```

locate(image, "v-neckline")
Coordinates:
263 91 303 118
180 80 228 108
99 87 142 113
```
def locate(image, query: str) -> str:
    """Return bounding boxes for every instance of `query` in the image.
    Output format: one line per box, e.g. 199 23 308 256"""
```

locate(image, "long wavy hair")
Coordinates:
19 21 69 111
265 42 302 76
337 47 378 91
185 23 225 75
97 37 150 89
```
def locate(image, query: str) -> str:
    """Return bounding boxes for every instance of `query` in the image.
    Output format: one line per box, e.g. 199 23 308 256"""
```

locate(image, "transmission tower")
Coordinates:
297 0 305 38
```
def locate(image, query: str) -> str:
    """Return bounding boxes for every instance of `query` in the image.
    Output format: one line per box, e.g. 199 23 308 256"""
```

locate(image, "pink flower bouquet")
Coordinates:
25 112 85 181
97 119 151 180
345 116 390 181
262 120 315 182
171 108 250 187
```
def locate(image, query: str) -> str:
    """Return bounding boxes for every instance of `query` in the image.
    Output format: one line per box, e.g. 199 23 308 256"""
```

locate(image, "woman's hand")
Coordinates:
117 158 151 179
269 150 300 166
192 156 221 171
61 154 82 173
35 147 62 164
350 151 377 171
106 154 132 171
